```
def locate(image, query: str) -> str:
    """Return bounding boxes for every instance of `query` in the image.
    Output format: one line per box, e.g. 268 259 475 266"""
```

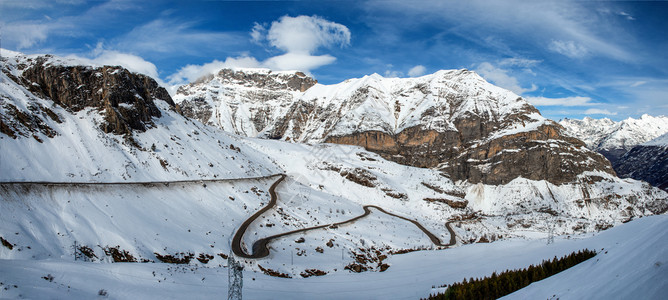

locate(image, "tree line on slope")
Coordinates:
426 249 597 300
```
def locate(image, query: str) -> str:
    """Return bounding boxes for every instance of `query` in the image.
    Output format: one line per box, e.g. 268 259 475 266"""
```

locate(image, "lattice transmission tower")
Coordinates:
228 252 243 300
547 224 555 245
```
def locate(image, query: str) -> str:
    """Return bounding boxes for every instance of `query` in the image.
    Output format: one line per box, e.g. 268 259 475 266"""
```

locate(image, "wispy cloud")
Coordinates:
584 108 617 115
618 11 635 21
113 19 244 56
365 1 634 62
476 62 537 95
1 22 53 49
526 96 598 107
407 65 426 77
548 40 589 58
1 0 136 50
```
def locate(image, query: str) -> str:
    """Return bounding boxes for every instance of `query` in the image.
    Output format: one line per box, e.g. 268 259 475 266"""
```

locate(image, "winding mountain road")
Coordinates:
1 173 457 260
231 174 458 259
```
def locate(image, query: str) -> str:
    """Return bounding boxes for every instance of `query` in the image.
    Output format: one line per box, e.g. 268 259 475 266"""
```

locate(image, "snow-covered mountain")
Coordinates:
559 115 668 164
1 51 667 297
175 68 614 186
613 132 668 190
560 116 668 190
0 51 278 181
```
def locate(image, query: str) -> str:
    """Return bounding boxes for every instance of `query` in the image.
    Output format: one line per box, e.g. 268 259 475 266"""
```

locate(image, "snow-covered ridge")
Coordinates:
643 132 668 146
560 114 668 151
174 67 545 142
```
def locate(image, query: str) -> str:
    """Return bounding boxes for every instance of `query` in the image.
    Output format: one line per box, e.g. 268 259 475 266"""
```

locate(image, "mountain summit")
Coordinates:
175 68 614 185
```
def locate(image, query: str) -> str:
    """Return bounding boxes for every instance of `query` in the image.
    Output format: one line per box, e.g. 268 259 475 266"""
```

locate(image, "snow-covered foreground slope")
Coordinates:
2 135 665 281
2 215 665 299
502 215 667 300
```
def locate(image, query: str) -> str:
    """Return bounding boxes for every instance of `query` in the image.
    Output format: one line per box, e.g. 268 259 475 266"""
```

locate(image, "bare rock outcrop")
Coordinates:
16 55 173 135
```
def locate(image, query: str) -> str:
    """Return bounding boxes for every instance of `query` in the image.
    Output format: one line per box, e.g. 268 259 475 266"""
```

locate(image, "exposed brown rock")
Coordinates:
327 121 614 185
18 57 174 135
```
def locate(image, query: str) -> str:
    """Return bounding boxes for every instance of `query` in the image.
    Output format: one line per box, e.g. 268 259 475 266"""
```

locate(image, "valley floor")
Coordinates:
1 215 666 299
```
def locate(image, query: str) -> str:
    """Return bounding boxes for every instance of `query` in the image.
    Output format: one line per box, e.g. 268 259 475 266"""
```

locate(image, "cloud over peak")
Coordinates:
168 15 351 86
259 15 351 54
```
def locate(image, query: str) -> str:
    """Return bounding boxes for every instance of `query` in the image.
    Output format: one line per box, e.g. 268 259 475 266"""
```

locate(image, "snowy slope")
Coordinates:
644 132 668 146
2 214 666 299
502 215 668 300
560 115 668 151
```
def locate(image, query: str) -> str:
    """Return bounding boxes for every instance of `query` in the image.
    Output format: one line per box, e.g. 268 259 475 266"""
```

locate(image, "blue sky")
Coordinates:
2 0 667 121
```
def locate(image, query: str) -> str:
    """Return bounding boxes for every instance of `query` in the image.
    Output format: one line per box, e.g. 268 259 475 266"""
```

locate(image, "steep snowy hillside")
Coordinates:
560 115 668 164
502 215 668 300
176 68 614 186
0 51 278 181
613 133 668 190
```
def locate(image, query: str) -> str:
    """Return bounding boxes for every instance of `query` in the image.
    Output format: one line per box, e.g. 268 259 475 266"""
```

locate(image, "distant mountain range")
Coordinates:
560 115 668 190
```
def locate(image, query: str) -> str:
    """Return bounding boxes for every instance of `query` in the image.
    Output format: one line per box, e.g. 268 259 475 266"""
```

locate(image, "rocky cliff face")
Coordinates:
175 68 614 185
3 54 174 136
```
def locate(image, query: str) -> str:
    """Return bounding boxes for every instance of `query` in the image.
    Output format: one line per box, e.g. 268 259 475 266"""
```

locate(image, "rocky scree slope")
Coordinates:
175 68 614 185
0 51 277 181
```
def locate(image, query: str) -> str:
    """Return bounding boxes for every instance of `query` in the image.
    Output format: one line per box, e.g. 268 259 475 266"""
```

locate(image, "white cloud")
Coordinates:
630 81 646 87
89 51 159 79
407 65 426 77
2 22 51 49
167 56 261 86
476 62 537 95
526 96 598 107
250 22 267 44
167 15 352 86
585 108 617 115
244 15 350 72
263 53 336 72
265 15 350 54
115 19 243 56
618 11 635 21
384 70 402 78
548 40 589 58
